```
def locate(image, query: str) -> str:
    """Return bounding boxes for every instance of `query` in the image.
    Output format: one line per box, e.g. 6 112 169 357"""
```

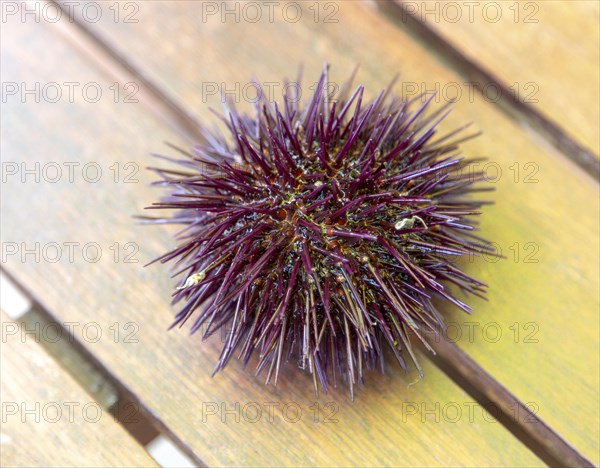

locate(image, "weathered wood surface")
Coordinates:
2 11 540 465
394 0 600 156
0 8 544 468
2 0 598 465
47 0 599 463
0 312 157 467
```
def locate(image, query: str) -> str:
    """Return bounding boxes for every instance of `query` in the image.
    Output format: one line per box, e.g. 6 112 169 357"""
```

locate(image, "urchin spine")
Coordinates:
146 67 493 395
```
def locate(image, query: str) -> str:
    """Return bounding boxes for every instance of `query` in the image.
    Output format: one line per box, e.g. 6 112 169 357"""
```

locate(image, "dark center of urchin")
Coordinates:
146 67 493 395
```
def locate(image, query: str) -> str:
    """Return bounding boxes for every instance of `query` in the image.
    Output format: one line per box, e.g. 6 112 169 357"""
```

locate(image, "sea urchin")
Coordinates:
146 67 493 394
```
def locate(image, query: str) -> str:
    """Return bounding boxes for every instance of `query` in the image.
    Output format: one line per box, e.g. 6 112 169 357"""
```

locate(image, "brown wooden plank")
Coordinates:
50 0 600 464
0 311 157 467
0 8 543 468
393 0 600 156
374 0 599 179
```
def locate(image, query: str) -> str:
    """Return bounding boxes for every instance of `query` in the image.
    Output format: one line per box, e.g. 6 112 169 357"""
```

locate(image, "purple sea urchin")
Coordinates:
146 67 493 394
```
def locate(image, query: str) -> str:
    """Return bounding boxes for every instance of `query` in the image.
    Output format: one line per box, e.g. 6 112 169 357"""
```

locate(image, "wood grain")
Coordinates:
427 333 594 467
0 10 544 468
50 1 600 464
394 0 600 156
374 0 599 179
0 311 157 467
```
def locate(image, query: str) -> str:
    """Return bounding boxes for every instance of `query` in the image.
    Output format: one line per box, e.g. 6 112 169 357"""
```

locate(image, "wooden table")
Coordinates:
1 1 598 466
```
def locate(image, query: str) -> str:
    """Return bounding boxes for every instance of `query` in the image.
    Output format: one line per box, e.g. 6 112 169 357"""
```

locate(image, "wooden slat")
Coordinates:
393 0 600 156
0 312 157 467
0 9 543 468
45 1 600 464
